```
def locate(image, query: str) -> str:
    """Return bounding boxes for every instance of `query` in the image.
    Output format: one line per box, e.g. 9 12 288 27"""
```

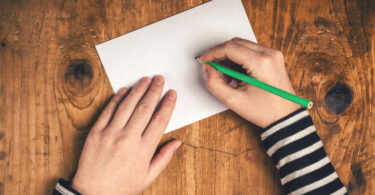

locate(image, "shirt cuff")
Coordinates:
53 179 81 195
261 108 313 165
260 108 347 194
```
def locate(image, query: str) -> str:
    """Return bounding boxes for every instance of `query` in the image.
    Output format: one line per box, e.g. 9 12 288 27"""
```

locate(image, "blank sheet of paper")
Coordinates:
96 0 257 133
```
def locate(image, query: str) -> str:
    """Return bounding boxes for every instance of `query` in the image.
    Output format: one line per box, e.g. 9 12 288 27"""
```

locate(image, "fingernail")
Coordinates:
117 87 128 95
168 90 177 100
154 75 164 85
140 77 149 84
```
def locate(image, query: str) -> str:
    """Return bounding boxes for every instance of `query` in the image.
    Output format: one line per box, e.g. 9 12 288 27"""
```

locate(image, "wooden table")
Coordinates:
0 0 373 194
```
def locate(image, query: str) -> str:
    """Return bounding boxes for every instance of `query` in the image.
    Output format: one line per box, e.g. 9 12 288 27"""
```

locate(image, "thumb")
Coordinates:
144 140 182 187
203 64 239 105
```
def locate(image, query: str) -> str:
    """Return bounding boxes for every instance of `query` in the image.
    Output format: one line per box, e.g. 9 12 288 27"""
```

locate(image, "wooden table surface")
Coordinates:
0 0 374 194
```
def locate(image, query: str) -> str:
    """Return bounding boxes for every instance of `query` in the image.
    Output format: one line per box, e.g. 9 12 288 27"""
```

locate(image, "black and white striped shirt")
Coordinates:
54 108 347 195
261 108 346 194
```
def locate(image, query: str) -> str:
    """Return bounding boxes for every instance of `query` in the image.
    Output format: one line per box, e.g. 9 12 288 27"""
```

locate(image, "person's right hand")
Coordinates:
199 37 301 128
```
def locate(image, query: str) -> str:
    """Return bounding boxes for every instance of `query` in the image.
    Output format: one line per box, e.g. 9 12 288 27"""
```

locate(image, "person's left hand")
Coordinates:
71 75 182 195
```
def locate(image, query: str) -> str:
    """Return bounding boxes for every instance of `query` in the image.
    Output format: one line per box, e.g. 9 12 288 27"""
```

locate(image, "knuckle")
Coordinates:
224 40 236 49
136 102 153 113
153 113 168 124
222 95 234 105
132 86 144 94
111 94 122 102
87 131 101 142
120 134 134 142
231 37 241 42
101 107 112 116
114 138 126 149
133 82 149 93
148 86 161 95
100 132 115 147
271 50 284 60
114 135 135 148
259 55 273 66
117 102 130 111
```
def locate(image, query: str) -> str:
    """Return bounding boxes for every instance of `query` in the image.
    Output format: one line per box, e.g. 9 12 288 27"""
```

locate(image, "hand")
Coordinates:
200 37 301 128
72 75 182 195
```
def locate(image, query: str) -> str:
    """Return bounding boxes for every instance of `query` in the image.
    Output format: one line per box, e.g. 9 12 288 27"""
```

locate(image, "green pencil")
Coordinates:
198 60 313 109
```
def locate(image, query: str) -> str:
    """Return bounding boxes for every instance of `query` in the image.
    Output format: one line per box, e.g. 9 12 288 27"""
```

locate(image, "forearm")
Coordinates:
261 108 347 194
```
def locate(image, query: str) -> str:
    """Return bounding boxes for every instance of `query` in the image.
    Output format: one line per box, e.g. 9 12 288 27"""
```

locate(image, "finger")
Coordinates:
203 64 240 106
108 77 152 130
123 75 165 136
91 87 128 133
144 140 182 187
199 41 262 71
142 90 177 148
231 37 267 52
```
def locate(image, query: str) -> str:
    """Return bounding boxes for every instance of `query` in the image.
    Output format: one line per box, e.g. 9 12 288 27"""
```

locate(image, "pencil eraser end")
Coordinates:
308 102 313 109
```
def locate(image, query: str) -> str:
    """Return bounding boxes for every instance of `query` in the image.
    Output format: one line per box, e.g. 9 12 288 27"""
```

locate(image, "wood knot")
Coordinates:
64 59 93 91
56 54 103 131
324 83 352 114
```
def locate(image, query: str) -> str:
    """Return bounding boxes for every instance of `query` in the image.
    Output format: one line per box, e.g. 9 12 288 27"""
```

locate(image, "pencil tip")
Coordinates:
195 56 202 63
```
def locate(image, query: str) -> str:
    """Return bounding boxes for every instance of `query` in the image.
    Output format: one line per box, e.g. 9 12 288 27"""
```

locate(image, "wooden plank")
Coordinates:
0 0 373 194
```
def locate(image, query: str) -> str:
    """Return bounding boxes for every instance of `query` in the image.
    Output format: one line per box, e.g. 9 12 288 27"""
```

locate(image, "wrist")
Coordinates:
71 177 89 195
262 106 307 132
257 98 302 128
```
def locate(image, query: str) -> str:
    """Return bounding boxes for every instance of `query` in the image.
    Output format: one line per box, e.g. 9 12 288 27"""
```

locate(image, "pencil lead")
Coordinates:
195 56 203 64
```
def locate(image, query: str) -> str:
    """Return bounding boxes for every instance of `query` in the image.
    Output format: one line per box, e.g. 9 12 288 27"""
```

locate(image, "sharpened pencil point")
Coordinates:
195 56 203 64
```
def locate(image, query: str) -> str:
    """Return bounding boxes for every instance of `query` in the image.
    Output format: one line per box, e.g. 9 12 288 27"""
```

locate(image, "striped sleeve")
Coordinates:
261 108 347 195
53 179 81 195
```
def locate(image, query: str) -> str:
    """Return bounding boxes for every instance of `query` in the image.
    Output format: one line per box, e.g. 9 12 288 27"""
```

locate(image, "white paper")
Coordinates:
96 0 257 133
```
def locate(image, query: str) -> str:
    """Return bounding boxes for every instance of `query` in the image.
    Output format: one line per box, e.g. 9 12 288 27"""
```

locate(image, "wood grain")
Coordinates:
0 0 373 194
